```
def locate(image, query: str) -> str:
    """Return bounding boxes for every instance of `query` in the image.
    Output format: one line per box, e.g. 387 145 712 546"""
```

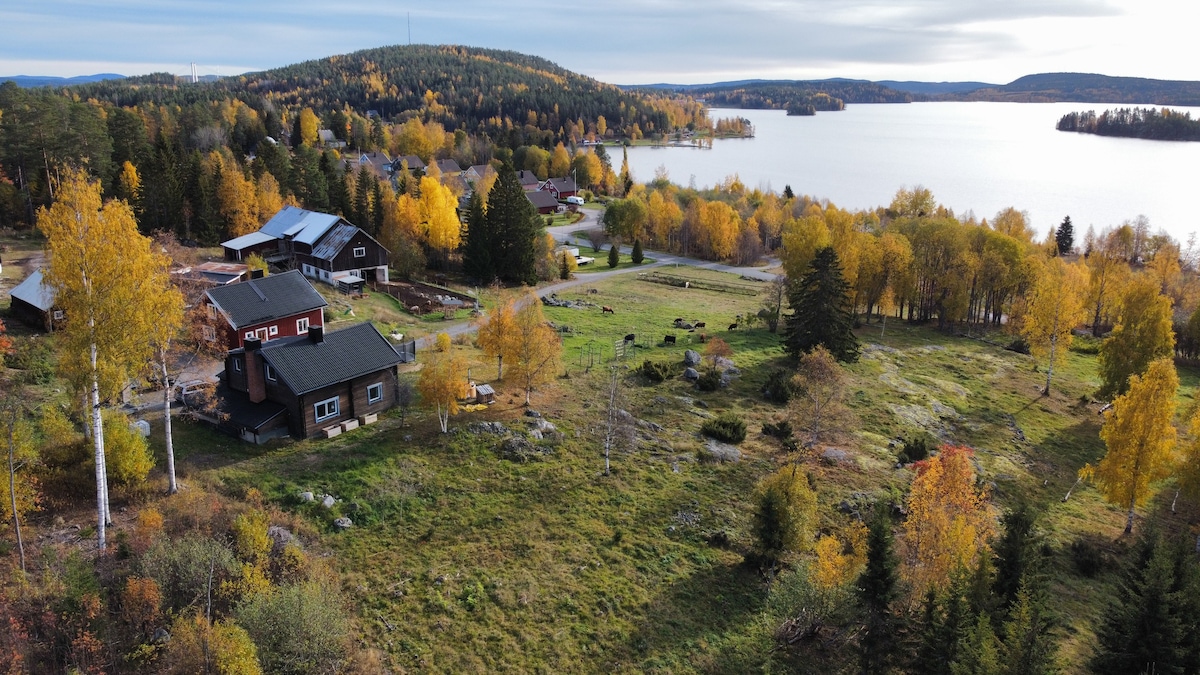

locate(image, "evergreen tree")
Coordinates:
858 508 900 674
631 238 644 264
1001 577 1059 675
951 612 1002 675
1054 216 1074 256
461 191 494 283
1091 533 1196 675
783 184 795 200
993 501 1038 610
607 244 619 268
484 162 541 285
784 246 859 362
353 165 372 230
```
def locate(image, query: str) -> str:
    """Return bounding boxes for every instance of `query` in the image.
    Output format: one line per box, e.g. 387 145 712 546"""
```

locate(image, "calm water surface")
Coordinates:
620 103 1200 241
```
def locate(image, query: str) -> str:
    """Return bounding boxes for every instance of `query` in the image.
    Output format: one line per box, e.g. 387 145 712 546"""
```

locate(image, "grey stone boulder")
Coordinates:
684 350 702 367
683 367 700 380
321 494 336 509
702 439 742 463
333 517 353 530
299 491 314 502
821 448 850 465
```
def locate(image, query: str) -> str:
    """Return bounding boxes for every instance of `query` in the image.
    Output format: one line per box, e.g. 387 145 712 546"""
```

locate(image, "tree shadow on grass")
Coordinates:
628 558 769 673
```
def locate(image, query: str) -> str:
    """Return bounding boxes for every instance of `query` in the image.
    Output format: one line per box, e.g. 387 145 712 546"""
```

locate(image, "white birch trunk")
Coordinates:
90 341 108 550
162 353 177 494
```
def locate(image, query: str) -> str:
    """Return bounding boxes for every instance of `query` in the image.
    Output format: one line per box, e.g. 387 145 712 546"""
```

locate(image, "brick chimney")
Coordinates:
245 338 266 403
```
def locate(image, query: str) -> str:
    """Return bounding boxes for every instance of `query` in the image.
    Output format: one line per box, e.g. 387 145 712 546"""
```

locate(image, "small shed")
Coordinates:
475 383 496 405
8 269 60 331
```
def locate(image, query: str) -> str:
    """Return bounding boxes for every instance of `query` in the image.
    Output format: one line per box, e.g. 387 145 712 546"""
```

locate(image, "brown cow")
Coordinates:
602 306 615 314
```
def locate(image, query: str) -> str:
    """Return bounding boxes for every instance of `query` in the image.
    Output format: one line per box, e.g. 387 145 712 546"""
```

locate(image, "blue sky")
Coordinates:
1 0 1192 84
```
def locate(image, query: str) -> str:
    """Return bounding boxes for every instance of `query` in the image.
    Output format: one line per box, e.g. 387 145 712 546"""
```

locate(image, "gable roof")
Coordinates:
310 222 390 261
541 177 578 193
393 155 426 171
255 322 406 395
221 230 276 252
435 159 463 175
205 270 327 329
8 268 55 311
526 190 560 210
516 170 540 187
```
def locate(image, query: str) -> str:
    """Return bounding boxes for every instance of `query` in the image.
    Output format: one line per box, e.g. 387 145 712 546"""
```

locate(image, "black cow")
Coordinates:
664 335 676 344
624 333 635 343
694 321 706 328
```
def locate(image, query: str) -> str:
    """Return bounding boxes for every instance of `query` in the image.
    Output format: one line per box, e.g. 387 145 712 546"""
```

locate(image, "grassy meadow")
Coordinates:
153 265 1200 673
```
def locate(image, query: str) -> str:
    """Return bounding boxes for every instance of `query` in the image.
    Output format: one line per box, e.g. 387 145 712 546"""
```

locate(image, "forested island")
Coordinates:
1057 107 1200 141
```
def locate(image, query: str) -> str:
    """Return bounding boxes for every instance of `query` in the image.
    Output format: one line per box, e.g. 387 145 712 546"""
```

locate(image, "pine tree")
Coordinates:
1055 216 1074 256
607 244 619 268
631 238 644 264
784 246 859 362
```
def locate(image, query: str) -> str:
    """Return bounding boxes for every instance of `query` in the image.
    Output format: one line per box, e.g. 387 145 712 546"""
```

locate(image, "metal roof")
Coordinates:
310 222 359 261
258 206 343 245
255 322 407 395
8 269 55 311
205 270 327 329
221 230 276 251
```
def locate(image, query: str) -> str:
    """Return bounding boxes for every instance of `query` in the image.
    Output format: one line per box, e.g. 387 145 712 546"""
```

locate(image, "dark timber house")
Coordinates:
219 322 413 442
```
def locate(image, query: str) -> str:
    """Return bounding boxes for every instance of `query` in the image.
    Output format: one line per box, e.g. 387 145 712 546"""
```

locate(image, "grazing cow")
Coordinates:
728 323 738 331
673 318 684 325
694 321 706 328
664 335 676 345
602 306 615 314
624 334 635 343
699 333 709 343
680 322 694 330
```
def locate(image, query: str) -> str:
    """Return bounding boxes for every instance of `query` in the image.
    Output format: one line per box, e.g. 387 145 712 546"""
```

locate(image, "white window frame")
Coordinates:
255 327 269 342
268 325 278 336
265 363 277 382
206 303 217 319
245 331 255 341
314 396 339 422
233 357 242 372
202 325 216 342
297 317 310 333
367 382 384 404
52 309 65 321
353 246 367 258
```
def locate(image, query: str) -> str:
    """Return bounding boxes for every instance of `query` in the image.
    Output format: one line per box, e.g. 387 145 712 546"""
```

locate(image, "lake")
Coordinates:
619 102 1200 243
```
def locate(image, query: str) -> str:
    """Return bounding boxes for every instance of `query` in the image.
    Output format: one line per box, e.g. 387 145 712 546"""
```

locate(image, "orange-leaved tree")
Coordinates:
902 445 995 596
1089 357 1178 534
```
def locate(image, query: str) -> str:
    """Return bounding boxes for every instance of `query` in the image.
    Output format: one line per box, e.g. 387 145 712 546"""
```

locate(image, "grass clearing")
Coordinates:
162 265 1200 673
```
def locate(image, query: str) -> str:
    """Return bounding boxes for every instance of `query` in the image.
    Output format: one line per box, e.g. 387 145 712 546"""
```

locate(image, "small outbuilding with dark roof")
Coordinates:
526 190 561 215
7 268 62 331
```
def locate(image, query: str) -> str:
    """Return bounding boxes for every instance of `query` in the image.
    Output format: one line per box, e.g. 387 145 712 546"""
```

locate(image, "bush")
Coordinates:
1069 335 1101 354
696 368 723 391
235 581 349 675
639 359 676 383
762 420 793 439
1005 337 1031 354
897 434 933 464
7 337 54 384
1069 537 1105 578
140 534 239 610
762 369 795 404
702 412 747 444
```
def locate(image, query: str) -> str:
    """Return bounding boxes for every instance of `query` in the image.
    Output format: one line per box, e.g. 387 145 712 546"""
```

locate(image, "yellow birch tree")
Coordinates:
419 175 461 263
1091 358 1178 534
1097 275 1174 399
507 297 562 406
1021 257 1090 395
39 169 176 550
417 340 466 433
476 297 516 381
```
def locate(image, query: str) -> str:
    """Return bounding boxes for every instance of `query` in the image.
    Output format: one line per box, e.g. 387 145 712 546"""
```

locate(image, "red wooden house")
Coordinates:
203 270 327 350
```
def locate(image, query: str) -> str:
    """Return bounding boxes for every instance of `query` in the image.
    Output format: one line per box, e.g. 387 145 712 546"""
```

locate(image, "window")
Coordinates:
202 325 216 342
367 382 383 404
245 331 255 340
353 246 366 258
297 317 310 333
268 325 278 336
206 303 217 318
52 309 64 321
233 357 242 372
265 363 276 382
314 396 339 422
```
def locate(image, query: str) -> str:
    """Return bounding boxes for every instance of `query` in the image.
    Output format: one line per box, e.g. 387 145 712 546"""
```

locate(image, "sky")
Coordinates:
1 0 1195 85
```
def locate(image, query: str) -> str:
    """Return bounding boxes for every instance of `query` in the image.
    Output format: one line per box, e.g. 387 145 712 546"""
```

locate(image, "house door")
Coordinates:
254 328 269 342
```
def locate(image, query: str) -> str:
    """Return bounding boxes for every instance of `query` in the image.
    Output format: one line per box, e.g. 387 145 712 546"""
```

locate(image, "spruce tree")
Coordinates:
858 508 900 674
607 244 620 268
784 246 859 362
952 612 1002 675
461 191 494 283
1055 216 1074 256
484 162 541 285
1001 577 1059 675
1091 533 1197 675
993 500 1038 610
631 239 644 264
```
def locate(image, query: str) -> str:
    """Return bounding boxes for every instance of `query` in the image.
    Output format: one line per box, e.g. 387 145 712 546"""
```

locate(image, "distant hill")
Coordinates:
626 79 913 112
1 73 125 87
948 73 1200 105
877 80 994 95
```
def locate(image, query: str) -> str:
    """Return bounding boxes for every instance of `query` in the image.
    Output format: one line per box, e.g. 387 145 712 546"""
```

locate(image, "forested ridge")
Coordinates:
636 79 914 114
944 72 1200 105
